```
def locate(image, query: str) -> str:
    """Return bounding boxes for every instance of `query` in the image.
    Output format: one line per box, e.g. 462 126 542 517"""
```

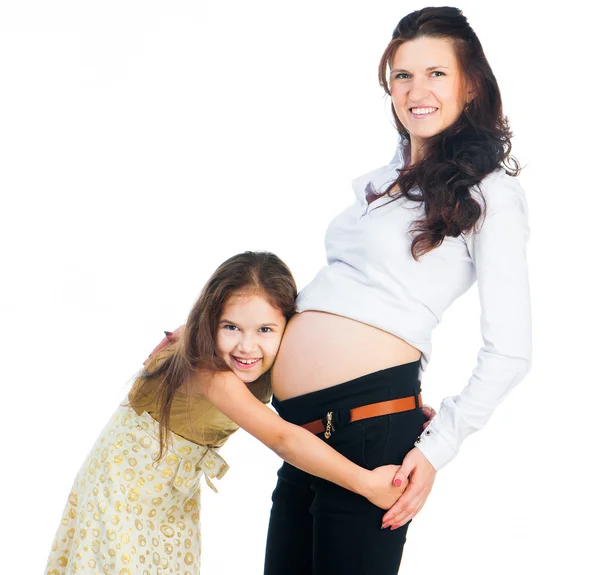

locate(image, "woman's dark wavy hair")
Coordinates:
129 251 297 460
378 6 520 259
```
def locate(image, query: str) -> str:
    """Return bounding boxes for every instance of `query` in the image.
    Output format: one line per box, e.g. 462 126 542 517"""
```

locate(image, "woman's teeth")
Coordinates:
411 107 438 115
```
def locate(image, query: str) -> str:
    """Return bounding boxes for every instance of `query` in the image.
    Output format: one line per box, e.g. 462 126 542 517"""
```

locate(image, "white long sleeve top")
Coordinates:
296 140 532 471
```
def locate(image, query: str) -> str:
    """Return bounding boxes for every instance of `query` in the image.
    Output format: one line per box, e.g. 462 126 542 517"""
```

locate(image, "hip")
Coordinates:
272 363 425 470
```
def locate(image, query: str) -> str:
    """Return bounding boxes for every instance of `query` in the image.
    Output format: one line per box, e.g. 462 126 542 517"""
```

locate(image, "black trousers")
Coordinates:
263 361 426 575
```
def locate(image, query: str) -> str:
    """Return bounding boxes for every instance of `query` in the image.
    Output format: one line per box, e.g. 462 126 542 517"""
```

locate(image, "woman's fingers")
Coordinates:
382 471 433 527
381 447 436 527
143 331 176 366
390 499 425 530
381 480 420 527
421 405 437 430
389 489 425 528
171 325 185 339
149 335 172 355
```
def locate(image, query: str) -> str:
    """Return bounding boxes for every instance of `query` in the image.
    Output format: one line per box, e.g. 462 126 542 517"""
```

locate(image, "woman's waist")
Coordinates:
272 362 422 426
271 311 422 400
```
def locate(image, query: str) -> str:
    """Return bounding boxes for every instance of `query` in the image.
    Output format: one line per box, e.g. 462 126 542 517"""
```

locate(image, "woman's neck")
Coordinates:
408 135 426 166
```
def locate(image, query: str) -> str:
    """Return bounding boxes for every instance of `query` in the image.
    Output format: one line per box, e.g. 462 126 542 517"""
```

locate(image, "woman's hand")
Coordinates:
143 325 185 366
363 465 409 510
383 448 436 528
421 404 437 430
367 406 436 512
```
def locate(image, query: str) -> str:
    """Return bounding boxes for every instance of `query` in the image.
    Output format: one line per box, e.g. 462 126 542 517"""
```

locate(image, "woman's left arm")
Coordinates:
383 173 533 528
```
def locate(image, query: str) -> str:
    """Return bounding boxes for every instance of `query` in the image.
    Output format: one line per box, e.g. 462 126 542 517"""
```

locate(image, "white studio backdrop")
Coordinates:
1 1 598 573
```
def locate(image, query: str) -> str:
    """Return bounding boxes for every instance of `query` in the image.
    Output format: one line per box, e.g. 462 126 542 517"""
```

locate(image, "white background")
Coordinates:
1 1 598 573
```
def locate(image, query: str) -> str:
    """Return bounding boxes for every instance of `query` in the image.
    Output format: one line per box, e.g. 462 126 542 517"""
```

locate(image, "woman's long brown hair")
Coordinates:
129 251 297 460
378 6 520 259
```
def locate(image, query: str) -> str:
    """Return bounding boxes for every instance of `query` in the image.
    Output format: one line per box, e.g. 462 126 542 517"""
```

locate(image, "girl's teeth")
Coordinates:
236 358 259 365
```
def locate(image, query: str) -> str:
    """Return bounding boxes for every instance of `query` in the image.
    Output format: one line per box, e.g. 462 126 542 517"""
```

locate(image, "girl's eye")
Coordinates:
224 325 239 331
394 73 410 80
258 327 273 333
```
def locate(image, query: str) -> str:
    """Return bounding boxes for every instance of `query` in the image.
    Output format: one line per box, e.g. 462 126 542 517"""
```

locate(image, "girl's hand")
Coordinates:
364 464 409 509
382 448 436 528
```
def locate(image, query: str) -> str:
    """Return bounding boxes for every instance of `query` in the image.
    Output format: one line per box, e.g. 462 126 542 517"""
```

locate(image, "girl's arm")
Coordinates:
197 370 407 510
148 325 437 431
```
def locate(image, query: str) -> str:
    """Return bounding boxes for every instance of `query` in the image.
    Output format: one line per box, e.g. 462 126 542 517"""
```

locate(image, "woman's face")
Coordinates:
215 291 287 383
390 36 470 154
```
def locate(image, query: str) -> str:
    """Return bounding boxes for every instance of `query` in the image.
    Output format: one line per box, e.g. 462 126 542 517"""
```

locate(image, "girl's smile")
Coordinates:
216 291 287 383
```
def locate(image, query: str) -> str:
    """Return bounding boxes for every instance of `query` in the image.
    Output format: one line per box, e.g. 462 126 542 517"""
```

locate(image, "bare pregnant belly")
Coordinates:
271 311 422 400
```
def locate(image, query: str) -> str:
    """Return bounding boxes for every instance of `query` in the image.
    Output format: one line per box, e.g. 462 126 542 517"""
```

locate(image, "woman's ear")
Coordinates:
464 79 477 105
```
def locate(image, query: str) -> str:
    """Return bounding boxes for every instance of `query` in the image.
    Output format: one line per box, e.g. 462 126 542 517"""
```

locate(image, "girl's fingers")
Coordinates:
392 467 409 488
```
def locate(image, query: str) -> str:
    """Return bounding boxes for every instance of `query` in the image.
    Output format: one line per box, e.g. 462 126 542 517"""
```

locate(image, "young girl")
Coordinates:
45 251 413 575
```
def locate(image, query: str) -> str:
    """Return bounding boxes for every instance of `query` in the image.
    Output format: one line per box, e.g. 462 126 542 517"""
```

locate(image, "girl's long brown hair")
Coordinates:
129 251 297 459
378 6 520 259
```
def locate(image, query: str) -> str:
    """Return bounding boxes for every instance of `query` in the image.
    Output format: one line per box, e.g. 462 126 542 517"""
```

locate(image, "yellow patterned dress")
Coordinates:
45 353 271 575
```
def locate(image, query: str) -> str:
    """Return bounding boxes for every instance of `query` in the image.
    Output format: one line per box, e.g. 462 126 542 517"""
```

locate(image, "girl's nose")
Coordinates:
237 333 257 353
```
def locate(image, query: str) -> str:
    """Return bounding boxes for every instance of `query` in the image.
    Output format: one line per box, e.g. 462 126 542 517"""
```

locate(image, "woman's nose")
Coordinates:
408 78 430 102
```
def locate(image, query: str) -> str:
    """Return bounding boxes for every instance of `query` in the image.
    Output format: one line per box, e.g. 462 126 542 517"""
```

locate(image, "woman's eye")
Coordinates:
431 71 445 77
258 327 273 333
394 73 410 80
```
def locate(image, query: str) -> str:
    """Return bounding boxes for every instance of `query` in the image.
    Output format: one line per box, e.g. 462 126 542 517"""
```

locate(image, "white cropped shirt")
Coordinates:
296 142 532 471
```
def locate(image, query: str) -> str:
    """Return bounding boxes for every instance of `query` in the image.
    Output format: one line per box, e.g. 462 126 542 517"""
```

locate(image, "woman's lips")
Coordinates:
409 106 438 118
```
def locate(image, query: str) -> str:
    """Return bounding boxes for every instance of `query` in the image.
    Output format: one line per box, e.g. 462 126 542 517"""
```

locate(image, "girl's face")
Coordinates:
215 291 287 383
390 35 470 156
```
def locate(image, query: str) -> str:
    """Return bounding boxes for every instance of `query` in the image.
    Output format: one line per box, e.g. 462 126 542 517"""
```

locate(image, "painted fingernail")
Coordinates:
393 479 402 486
391 524 401 530
381 522 390 529
164 331 173 336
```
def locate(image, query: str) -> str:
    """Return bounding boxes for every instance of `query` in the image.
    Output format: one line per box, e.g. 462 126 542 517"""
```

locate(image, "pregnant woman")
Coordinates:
263 6 532 574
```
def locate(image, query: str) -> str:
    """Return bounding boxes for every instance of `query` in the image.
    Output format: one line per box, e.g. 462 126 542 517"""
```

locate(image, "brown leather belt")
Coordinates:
301 394 423 437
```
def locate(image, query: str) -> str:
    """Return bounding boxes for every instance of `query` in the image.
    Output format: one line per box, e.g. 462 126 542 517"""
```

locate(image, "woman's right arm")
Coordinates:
197 370 408 510
412 173 532 471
